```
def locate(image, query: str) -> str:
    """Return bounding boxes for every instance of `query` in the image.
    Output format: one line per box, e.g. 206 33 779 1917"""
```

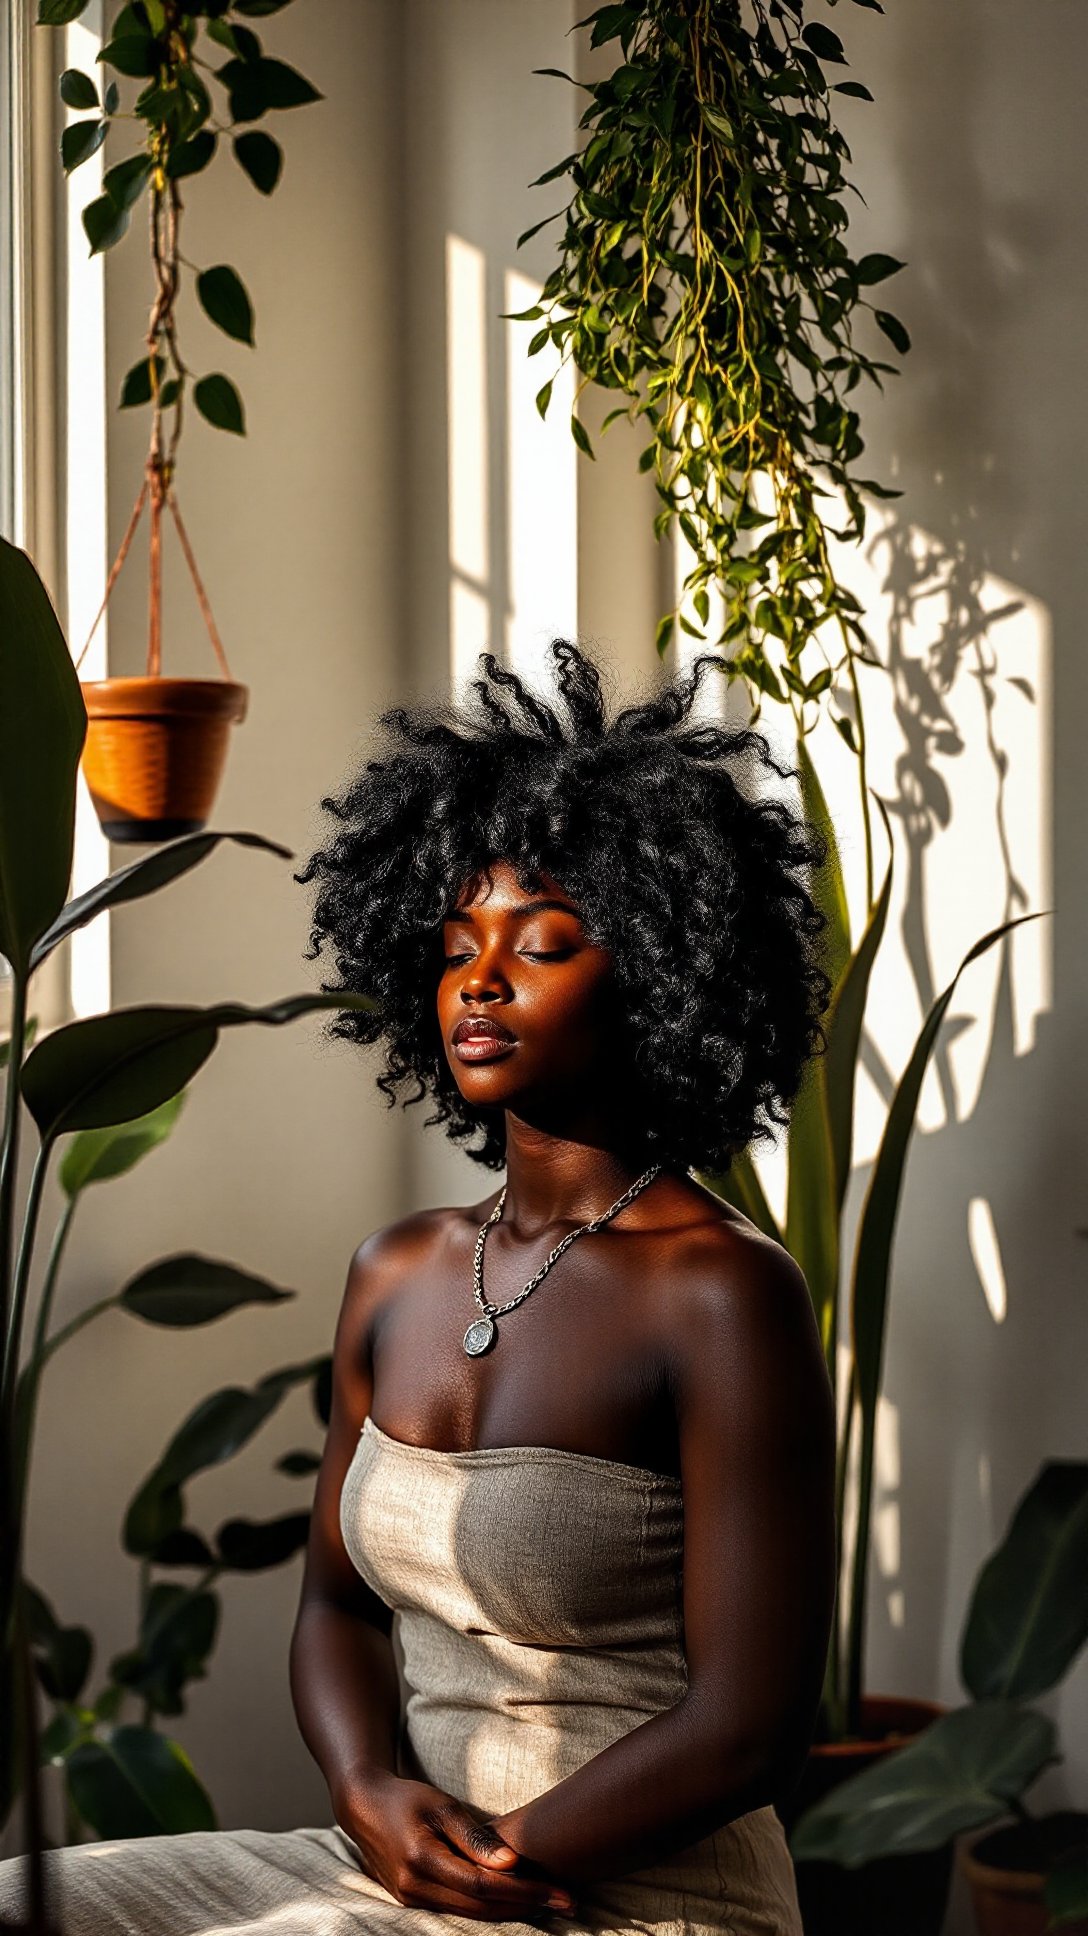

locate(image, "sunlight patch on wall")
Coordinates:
967 1194 1007 1324
502 266 576 685
446 234 491 690
67 11 110 1023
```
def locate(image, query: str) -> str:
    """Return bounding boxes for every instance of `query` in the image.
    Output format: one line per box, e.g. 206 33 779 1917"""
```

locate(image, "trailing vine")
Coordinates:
514 0 908 868
38 0 321 669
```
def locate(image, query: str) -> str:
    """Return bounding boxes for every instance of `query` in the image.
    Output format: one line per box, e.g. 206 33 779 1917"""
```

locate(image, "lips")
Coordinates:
452 1016 517 1045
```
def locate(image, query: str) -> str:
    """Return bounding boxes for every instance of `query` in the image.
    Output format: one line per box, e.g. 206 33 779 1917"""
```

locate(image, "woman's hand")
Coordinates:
337 1767 579 1922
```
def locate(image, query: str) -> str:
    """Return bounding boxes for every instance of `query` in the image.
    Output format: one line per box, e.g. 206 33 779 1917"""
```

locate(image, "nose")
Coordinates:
459 943 511 1003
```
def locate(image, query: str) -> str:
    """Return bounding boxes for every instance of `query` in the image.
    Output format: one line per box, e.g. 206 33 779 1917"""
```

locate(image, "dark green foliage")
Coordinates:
519 0 910 729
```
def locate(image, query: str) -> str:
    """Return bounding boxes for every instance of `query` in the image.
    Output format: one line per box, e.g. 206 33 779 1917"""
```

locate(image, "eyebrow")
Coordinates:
443 898 581 925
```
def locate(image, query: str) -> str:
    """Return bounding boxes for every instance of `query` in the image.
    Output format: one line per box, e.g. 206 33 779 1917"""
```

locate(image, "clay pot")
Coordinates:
960 1812 1088 1936
776 1695 954 1936
80 677 248 843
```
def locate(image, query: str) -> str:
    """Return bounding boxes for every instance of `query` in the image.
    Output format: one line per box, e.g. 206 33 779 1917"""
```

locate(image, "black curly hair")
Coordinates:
293 640 831 1175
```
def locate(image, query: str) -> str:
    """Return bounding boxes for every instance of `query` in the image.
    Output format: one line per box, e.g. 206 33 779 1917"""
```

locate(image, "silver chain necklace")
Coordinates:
462 1163 663 1356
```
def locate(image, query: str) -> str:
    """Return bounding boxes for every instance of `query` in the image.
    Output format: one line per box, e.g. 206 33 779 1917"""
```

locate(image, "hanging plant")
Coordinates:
514 0 908 858
38 0 322 842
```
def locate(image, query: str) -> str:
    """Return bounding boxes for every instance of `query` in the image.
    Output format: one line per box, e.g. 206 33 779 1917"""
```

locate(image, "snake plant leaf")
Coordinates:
66 1725 215 1838
214 1512 310 1571
795 729 850 992
20 991 376 1140
0 537 86 976
695 1152 782 1243
119 1253 296 1327
30 828 292 968
846 909 1049 1708
789 1701 1058 1867
961 1461 1088 1703
58 1094 186 1197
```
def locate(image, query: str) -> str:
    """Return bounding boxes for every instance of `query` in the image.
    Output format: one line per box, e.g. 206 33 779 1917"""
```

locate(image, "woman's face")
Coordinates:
436 859 619 1113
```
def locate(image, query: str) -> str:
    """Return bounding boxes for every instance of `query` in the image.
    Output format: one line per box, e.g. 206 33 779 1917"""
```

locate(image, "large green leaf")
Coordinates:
66 1726 215 1838
0 537 86 975
30 828 292 968
58 1094 185 1197
789 1702 1058 1867
961 1462 1088 1703
20 991 376 1139
119 1253 295 1326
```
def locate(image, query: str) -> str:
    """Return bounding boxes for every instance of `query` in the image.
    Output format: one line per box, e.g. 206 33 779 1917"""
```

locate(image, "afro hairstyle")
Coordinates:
293 639 832 1176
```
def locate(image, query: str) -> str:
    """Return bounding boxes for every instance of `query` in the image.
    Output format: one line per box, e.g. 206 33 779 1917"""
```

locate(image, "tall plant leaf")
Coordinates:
65 1726 215 1838
30 829 293 969
961 1461 1088 1702
0 538 86 975
846 910 1049 1713
119 1254 296 1327
58 1094 186 1197
20 992 376 1140
795 730 850 991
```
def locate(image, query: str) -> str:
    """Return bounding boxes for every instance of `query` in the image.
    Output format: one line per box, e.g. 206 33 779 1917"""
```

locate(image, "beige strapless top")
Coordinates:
339 1415 803 1936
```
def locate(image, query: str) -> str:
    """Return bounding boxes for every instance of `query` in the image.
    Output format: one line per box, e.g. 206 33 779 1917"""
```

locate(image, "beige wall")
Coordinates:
16 7 1086 1931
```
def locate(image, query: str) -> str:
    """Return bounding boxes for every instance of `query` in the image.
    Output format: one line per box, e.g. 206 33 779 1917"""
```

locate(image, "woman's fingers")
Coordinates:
416 1824 575 1915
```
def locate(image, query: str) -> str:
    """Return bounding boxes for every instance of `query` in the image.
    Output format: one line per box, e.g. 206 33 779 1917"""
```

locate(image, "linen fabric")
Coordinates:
0 1414 803 1935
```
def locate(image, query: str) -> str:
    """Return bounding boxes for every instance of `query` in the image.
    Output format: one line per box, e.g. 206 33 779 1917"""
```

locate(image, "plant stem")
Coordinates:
13 1195 80 1512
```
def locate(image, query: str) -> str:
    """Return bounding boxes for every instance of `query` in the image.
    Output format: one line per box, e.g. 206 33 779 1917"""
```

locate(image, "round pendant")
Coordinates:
463 1315 496 1357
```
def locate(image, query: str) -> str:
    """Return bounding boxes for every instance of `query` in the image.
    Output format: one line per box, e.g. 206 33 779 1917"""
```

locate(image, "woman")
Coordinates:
0 641 836 1935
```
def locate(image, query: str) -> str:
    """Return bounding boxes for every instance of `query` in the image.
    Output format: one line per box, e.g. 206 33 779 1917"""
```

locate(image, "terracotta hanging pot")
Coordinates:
776 1694 955 1936
80 675 249 843
75 461 248 843
960 1811 1088 1936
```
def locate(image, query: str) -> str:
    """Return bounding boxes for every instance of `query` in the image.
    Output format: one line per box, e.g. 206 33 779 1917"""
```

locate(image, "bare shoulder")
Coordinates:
338 1193 499 1334
661 1204 832 1428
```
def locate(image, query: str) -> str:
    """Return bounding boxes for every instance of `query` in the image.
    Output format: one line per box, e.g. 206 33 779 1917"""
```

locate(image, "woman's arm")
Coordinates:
289 1221 578 1921
489 1232 837 1887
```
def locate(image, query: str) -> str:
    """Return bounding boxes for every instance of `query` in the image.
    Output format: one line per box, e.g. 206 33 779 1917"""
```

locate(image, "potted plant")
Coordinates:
0 532 372 1928
790 1460 1088 1936
37 0 321 842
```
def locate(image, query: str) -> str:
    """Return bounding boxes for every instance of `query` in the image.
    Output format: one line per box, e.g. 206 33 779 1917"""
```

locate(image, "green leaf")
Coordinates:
802 22 847 62
97 34 160 78
59 1094 185 1197
277 1449 321 1476
535 378 554 420
789 1703 1058 1866
699 103 735 143
856 252 905 285
0 538 85 977
119 353 164 407
66 1726 215 1838
215 1512 310 1570
834 81 874 100
194 372 246 434
104 81 120 113
197 265 254 346
104 152 152 210
60 68 99 109
167 129 216 179
570 414 595 460
233 129 282 193
83 192 131 253
61 118 107 173
37 0 93 21
110 1585 219 1716
119 1254 295 1327
217 54 321 121
875 309 911 354
234 0 295 12
1046 1849 1088 1925
961 1462 1088 1702
20 991 377 1141
30 828 292 970
147 1528 216 1568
